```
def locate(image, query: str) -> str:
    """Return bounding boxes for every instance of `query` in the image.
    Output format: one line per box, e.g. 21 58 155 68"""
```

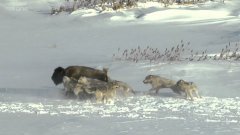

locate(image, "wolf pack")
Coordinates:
51 66 201 104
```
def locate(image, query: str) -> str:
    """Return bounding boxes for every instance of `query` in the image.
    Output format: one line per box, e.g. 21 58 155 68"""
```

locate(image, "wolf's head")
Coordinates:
143 75 154 84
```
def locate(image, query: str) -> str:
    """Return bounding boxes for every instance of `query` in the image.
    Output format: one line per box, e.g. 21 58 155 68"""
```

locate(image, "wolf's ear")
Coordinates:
176 79 183 85
103 67 109 73
179 79 185 84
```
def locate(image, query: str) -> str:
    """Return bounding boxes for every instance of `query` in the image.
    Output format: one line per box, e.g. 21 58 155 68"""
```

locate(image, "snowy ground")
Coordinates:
0 0 240 135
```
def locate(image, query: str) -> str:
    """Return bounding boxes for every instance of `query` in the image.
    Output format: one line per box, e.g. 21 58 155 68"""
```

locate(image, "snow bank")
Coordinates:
0 0 240 135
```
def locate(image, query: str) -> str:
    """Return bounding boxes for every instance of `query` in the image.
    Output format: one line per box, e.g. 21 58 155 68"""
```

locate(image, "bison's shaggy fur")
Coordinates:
51 66 109 85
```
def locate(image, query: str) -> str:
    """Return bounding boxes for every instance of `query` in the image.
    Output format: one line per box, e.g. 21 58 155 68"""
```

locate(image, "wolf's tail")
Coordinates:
130 89 136 95
84 87 96 94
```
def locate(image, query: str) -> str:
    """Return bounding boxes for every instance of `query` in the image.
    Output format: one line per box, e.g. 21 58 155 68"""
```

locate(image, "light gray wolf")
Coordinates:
143 75 182 95
176 79 201 101
84 81 120 104
110 80 135 96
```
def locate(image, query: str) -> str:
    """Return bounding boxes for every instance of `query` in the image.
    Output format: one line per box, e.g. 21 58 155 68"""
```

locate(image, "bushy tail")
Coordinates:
130 89 136 95
84 87 96 94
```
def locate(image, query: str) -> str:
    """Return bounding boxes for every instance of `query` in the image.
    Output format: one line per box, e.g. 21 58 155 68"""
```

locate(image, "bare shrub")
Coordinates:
112 2 124 10
112 41 240 63
49 0 226 15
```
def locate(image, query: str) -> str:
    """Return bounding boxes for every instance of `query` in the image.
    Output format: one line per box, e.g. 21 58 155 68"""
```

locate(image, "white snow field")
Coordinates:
0 0 240 135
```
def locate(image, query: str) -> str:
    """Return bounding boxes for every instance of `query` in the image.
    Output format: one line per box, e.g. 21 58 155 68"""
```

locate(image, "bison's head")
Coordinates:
51 67 65 85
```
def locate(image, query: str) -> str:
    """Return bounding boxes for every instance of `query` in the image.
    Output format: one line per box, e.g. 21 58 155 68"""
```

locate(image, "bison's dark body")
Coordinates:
51 66 108 85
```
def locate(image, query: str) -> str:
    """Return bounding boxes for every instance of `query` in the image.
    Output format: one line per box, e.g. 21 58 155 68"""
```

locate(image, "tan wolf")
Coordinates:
176 79 201 101
62 76 78 97
110 80 135 96
143 75 182 95
84 81 120 104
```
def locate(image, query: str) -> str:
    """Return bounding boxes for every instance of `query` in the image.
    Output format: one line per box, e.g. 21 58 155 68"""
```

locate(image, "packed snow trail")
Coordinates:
0 90 239 123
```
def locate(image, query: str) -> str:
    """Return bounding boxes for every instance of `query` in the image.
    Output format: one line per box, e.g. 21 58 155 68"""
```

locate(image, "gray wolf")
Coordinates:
143 75 182 95
176 79 201 101
62 76 78 97
110 80 135 96
73 77 104 100
84 81 120 104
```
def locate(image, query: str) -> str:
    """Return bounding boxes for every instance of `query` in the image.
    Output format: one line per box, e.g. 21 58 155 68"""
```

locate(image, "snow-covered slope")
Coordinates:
0 0 239 135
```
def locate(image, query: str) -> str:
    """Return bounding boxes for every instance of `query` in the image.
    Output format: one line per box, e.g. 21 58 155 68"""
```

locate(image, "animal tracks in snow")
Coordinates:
0 95 239 123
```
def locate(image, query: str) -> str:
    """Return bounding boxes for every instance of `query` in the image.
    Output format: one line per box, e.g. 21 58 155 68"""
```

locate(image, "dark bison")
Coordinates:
51 66 109 85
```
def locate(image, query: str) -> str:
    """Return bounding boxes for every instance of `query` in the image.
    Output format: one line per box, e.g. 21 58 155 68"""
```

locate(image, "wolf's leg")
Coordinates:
189 90 194 101
147 87 156 94
185 90 190 100
149 87 156 92
155 87 161 94
123 88 130 97
194 90 201 98
103 97 107 104
96 92 103 103
172 87 182 95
